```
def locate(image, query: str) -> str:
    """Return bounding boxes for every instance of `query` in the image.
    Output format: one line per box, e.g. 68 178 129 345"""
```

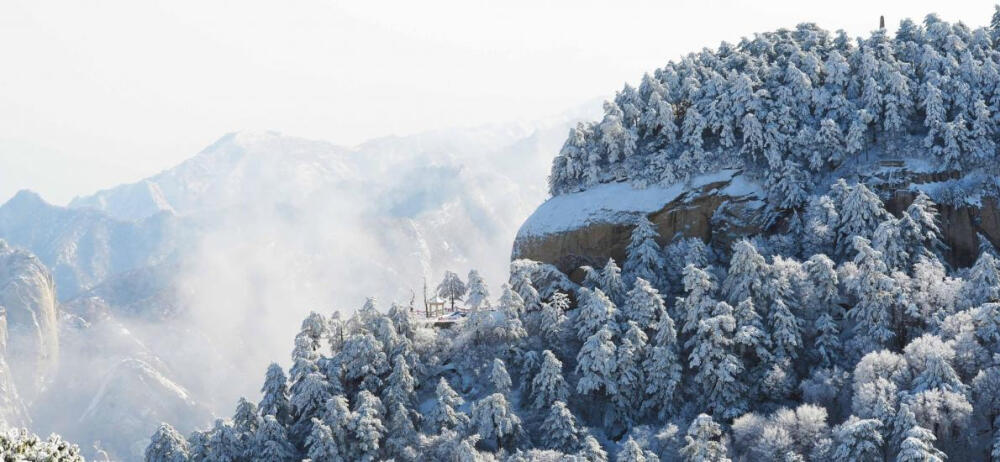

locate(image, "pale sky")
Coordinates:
0 0 990 205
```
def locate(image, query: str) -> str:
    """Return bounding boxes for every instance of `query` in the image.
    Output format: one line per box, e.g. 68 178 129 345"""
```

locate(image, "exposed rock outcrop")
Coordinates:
513 170 765 277
513 163 1000 277
0 239 59 404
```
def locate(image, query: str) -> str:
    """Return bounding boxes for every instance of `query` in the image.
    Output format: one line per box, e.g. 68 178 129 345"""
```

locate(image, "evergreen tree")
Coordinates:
146 423 190 462
623 278 666 328
848 237 897 354
814 313 842 367
835 182 890 257
437 271 467 310
722 240 768 308
349 390 386 462
289 372 331 441
617 437 656 462
601 258 627 305
612 322 648 427
538 295 569 347
960 252 1000 309
427 378 468 433
624 216 665 288
323 395 352 452
540 401 580 453
305 418 344 462
258 363 291 424
383 355 416 411
471 393 523 451
769 297 803 362
579 435 609 462
530 350 569 410
895 417 945 462
679 265 718 337
689 301 747 418
643 308 683 419
490 358 512 395
340 333 388 391
249 415 296 462
233 397 260 436
575 288 618 341
385 403 418 461
831 417 884 462
680 414 730 462
576 327 618 397
466 269 491 310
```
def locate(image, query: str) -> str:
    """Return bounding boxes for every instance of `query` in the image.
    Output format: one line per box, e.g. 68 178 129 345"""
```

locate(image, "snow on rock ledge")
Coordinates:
513 170 764 278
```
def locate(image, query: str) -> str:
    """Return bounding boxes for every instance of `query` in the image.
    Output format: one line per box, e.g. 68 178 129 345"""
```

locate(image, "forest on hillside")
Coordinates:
143 8 1000 462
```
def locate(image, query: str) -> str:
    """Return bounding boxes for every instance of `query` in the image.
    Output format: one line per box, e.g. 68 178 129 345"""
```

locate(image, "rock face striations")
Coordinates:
0 239 59 405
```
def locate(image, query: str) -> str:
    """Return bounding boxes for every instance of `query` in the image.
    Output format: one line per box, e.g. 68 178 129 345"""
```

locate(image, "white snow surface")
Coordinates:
517 169 760 238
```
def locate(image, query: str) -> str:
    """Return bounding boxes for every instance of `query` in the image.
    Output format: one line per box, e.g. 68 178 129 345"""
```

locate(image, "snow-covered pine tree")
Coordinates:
466 269 491 310
349 390 386 462
490 358 512 395
322 395 352 452
831 416 883 462
601 258 627 305
900 192 945 267
617 437 656 462
680 414 730 462
624 216 665 289
540 401 580 453
576 327 618 397
814 312 842 368
288 372 332 442
835 181 890 257
249 415 296 462
437 271 467 311
688 301 747 418
960 252 1000 309
581 265 602 289
426 378 468 433
722 240 768 310
233 397 260 437
513 272 542 313
769 297 803 362
579 435 609 462
471 393 523 451
848 237 898 355
643 307 683 419
894 407 946 462
385 402 418 461
383 355 416 411
575 288 618 341
538 294 569 347
146 423 190 462
623 277 667 329
530 350 568 410
305 418 344 462
679 264 718 337
612 321 649 428
258 363 291 425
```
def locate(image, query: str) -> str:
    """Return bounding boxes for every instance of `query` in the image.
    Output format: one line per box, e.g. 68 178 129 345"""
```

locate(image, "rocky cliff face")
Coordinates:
513 162 1000 277
513 170 766 278
0 239 59 405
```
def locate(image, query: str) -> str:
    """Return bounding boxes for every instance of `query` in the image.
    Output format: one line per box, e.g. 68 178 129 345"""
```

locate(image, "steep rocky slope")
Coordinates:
0 239 59 404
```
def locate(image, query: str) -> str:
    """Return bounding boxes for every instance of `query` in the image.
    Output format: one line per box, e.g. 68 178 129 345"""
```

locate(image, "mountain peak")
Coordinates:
2 190 49 211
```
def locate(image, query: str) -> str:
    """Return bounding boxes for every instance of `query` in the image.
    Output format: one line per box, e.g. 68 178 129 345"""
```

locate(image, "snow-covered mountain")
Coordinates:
0 191 191 300
0 103 599 460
